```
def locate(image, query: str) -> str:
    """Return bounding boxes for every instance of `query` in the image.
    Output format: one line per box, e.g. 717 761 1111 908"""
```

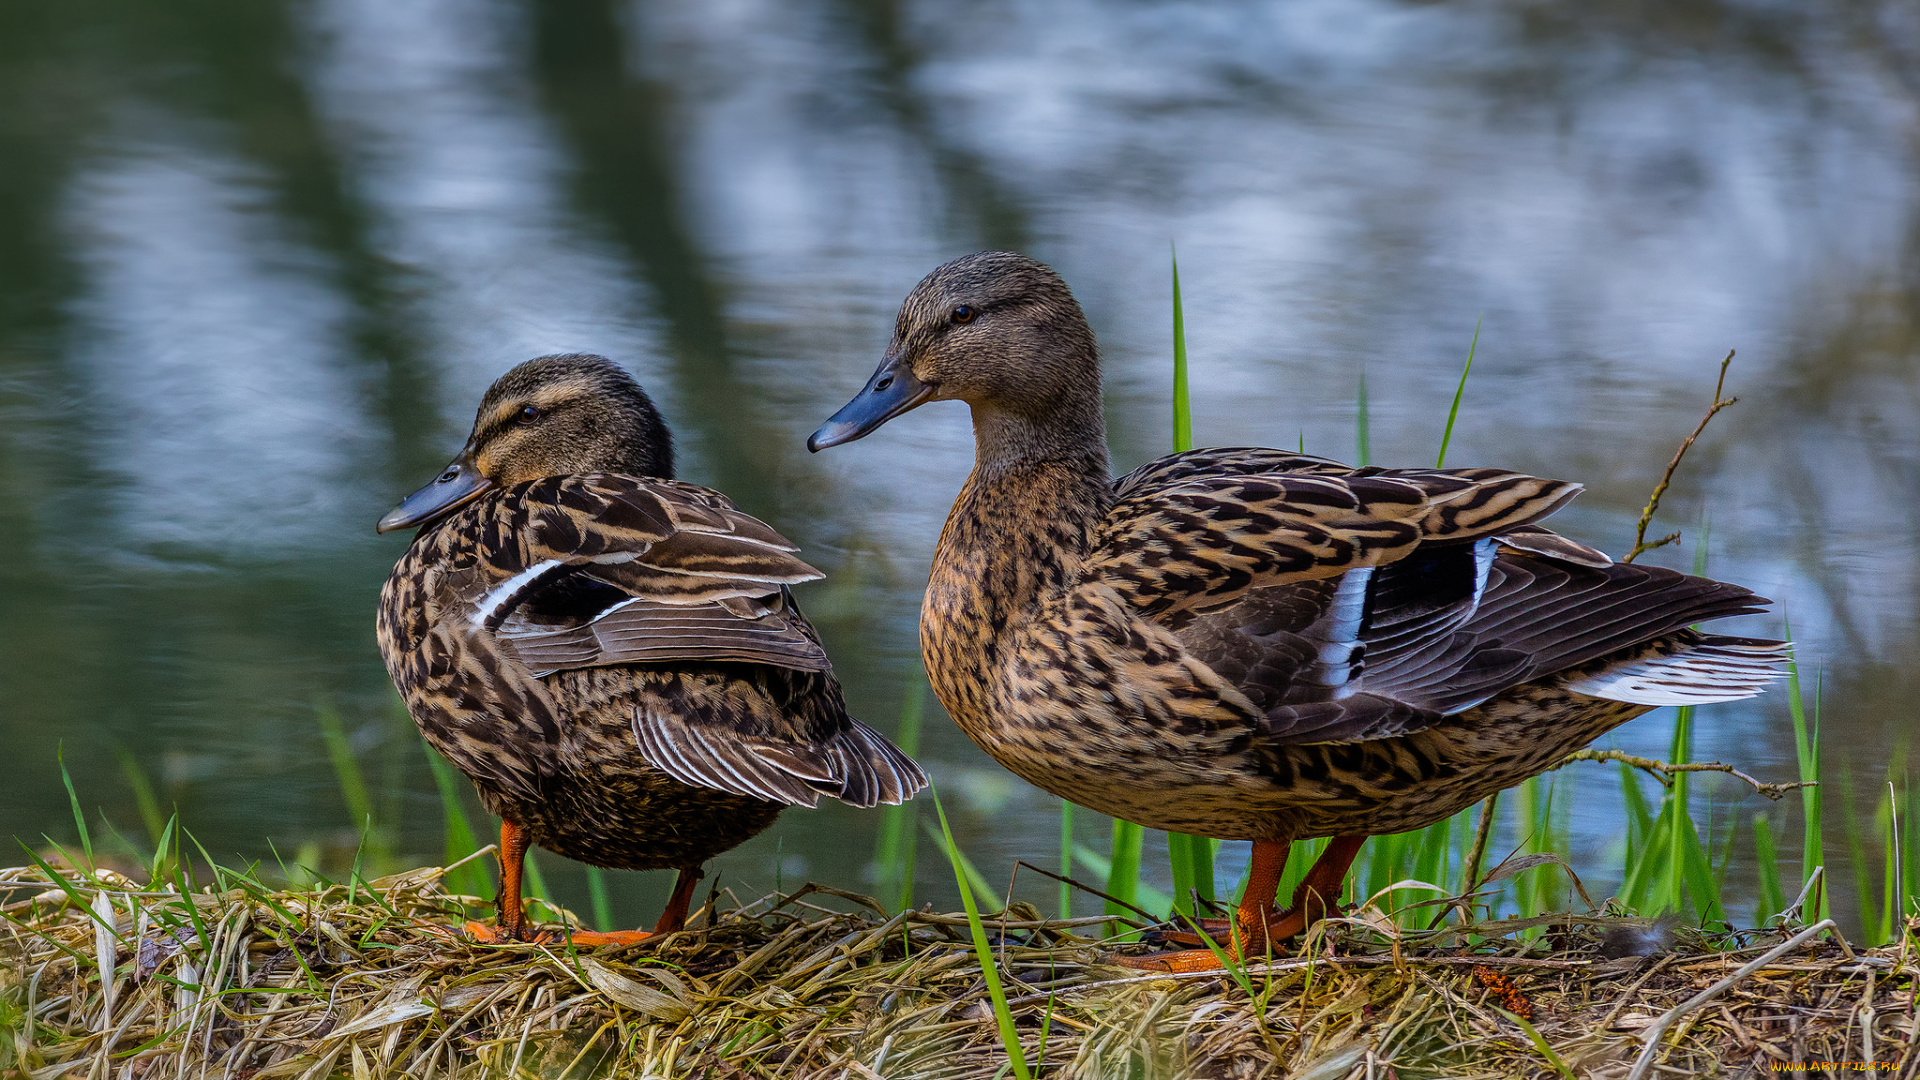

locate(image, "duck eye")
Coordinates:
517 404 544 424
950 305 976 324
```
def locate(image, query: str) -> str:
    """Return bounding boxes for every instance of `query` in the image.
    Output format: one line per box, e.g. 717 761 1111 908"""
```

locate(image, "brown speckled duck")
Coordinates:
809 252 1785 971
379 354 924 945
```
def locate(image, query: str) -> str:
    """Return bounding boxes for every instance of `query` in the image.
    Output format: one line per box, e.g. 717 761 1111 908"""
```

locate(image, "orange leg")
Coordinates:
463 821 704 948
566 866 703 947
1118 835 1366 972
466 819 535 943
654 865 703 934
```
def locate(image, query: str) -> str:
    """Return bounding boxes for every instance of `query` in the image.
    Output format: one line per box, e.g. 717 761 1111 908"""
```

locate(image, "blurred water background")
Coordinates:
1 0 1915 933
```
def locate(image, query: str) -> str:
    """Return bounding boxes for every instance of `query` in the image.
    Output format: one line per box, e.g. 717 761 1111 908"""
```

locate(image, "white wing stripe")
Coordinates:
470 559 564 628
1316 567 1372 697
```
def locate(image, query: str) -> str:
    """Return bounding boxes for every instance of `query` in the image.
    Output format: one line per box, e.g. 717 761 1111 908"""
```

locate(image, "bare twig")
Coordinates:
1624 350 1739 564
1555 749 1811 801
1011 860 1157 926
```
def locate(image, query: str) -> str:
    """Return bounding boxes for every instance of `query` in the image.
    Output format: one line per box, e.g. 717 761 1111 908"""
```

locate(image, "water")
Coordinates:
2 0 1915 933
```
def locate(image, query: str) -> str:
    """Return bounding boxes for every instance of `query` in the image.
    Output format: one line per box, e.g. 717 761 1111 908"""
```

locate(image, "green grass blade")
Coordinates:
1072 843 1174 915
1106 820 1147 925
921 818 999 904
1620 762 1654 854
1618 799 1675 914
423 745 488 899
57 747 95 871
1903 774 1917 920
585 867 614 932
873 680 926 912
523 848 550 910
18 843 127 946
1753 814 1785 922
1058 799 1075 920
149 814 178 882
1711 809 1739 911
319 702 390 872
895 803 921 915
184 829 235 895
1168 832 1192 914
1161 246 1218 920
932 787 1031 1080
1503 1009 1577 1080
1513 778 1541 918
1187 920 1262 1003
1273 837 1329 913
113 746 168 848
1782 619 1826 921
1839 766 1879 941
1356 366 1370 467
1171 245 1191 454
1413 820 1451 911
1666 704 1722 924
1879 781 1899 945
1675 803 1723 927
168 840 213 952
317 702 373 831
1435 318 1480 468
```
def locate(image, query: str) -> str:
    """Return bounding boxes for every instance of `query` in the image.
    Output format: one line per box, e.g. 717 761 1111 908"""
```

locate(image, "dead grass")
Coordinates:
1 858 1914 1079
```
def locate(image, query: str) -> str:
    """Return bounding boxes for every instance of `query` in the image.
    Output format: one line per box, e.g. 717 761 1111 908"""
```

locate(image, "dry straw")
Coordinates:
2 856 1914 1078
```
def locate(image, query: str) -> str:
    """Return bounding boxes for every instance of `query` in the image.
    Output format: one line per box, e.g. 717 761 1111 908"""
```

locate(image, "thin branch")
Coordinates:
1625 350 1738 564
1010 860 1157 926
1555 749 1813 801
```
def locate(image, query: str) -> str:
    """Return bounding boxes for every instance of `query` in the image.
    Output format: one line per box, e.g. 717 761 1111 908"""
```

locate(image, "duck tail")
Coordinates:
823 719 930 809
1561 633 1790 706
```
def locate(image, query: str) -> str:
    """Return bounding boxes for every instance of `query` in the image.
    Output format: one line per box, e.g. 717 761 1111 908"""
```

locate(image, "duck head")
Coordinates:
377 353 674 533
808 252 1104 461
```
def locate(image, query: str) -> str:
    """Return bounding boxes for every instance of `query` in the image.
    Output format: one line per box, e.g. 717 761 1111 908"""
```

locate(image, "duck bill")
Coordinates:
807 354 933 451
377 455 493 534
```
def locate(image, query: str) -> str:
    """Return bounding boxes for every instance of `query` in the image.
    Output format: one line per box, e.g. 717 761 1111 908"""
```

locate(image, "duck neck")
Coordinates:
963 391 1113 556
925 396 1110 633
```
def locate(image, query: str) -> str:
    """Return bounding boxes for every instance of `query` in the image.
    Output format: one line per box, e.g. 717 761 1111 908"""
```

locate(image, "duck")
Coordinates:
378 353 924 945
808 252 1786 971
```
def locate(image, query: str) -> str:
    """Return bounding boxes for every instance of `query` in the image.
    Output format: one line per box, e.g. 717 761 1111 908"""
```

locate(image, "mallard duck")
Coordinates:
378 354 924 945
809 252 1785 971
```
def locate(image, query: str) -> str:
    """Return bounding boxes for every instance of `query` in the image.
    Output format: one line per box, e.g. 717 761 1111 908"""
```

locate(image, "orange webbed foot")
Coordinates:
563 929 656 947
461 920 658 947
463 919 545 944
1110 945 1277 972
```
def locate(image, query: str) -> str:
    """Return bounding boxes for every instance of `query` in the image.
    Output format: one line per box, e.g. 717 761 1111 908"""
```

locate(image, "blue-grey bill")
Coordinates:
807 357 933 451
377 457 493 533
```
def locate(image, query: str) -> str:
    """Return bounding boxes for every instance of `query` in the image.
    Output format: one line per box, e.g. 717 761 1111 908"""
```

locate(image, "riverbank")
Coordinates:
2 858 1913 1078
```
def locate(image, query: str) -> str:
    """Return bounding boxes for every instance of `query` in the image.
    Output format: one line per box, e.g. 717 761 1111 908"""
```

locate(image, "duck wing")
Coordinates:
472 475 833 676
1177 541 1777 744
1095 452 1583 623
459 475 924 807
1096 452 1777 745
1111 448 1357 497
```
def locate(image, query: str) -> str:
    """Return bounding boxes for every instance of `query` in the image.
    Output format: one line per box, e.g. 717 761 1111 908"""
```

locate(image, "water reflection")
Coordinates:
0 0 1913 933
303 0 670 423
66 129 369 555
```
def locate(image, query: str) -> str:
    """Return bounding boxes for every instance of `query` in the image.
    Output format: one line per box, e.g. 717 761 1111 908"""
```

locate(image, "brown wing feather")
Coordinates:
632 701 924 809
498 592 830 675
1090 449 1764 746
1093 449 1582 622
471 475 830 673
1175 543 1777 745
